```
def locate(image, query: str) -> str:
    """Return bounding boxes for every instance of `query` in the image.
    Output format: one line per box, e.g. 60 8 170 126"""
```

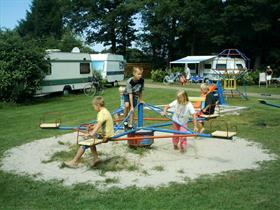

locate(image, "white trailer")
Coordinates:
36 51 92 95
90 53 125 86
170 55 247 82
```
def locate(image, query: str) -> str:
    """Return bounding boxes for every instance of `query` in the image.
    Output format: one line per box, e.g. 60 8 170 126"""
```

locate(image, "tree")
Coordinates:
65 0 138 55
0 30 48 102
17 0 65 39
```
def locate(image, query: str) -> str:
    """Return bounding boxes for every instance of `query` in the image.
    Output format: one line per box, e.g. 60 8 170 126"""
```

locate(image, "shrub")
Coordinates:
151 69 166 82
237 70 260 85
0 30 48 102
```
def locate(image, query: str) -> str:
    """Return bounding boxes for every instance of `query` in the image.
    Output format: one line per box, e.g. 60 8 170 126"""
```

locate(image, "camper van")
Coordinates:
36 50 92 95
90 53 125 86
171 55 247 82
196 56 247 81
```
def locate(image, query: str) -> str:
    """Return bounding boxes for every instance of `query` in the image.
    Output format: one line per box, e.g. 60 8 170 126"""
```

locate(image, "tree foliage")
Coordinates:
65 0 138 54
140 0 280 72
0 30 48 102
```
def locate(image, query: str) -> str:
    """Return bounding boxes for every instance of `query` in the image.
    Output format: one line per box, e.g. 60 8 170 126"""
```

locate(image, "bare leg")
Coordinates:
129 111 134 126
124 102 129 118
90 146 100 166
65 146 85 167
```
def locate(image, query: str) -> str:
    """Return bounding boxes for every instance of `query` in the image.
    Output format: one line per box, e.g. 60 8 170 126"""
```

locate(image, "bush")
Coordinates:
237 70 260 85
0 30 48 102
151 69 166 82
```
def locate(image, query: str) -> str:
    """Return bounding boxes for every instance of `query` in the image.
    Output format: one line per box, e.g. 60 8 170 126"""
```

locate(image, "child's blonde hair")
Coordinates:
200 83 209 91
133 66 143 74
118 86 125 94
177 89 189 105
92 96 105 107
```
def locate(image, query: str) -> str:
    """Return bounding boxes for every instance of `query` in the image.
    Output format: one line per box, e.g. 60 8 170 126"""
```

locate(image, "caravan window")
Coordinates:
236 64 244 70
92 61 104 72
204 64 212 69
216 64 227 70
80 63 90 74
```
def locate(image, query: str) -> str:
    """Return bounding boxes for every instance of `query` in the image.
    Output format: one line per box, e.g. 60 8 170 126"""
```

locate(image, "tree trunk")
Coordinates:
111 28 116 54
191 33 196 55
254 55 261 70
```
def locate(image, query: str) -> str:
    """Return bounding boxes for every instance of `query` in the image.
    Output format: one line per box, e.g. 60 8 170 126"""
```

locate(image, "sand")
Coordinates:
0 132 276 189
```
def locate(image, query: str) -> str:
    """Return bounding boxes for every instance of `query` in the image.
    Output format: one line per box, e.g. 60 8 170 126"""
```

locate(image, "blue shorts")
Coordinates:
82 133 103 150
124 94 139 108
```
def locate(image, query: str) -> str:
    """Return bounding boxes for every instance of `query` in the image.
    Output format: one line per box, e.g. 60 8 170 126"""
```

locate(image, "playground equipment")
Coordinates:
258 99 280 108
212 49 250 100
40 99 237 148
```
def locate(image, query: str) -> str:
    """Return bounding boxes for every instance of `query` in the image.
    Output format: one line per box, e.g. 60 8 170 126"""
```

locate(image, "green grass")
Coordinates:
0 87 280 209
144 79 280 95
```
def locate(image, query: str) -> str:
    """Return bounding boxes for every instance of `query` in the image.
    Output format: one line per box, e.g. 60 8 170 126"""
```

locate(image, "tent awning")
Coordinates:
170 56 216 64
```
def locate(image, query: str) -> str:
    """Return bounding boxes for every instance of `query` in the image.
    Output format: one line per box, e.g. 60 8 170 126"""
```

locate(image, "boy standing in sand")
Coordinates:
123 67 144 129
65 96 114 168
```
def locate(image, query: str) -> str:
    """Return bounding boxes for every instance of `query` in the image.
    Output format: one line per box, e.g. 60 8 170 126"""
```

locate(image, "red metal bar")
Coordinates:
113 134 197 141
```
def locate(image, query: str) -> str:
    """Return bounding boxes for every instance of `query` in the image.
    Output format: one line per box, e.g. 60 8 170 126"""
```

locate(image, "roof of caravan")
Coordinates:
170 55 216 64
47 52 91 61
90 53 124 61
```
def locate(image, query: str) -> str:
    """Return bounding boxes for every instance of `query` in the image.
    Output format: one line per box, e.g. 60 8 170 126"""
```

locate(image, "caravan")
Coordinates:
36 50 92 95
90 53 125 86
170 49 248 82
36 51 125 95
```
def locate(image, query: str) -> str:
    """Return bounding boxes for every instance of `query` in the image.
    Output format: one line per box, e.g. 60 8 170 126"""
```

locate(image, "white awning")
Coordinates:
170 56 216 64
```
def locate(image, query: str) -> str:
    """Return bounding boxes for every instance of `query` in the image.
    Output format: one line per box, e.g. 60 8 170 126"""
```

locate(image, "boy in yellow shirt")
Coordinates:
65 96 114 168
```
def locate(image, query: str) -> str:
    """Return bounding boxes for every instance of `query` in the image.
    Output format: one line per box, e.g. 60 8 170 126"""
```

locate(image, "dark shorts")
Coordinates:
124 94 139 108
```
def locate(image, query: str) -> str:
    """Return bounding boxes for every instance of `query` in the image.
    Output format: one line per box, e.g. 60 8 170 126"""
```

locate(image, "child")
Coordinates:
64 96 114 168
193 83 208 110
197 84 218 133
113 86 126 124
179 73 187 86
161 90 198 153
123 67 144 129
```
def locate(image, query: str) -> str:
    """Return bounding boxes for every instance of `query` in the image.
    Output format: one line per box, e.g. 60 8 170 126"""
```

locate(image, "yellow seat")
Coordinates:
40 123 60 129
211 130 236 139
78 138 104 146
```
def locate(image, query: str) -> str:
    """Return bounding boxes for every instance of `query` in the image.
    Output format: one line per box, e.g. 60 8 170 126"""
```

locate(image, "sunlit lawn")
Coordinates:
0 87 279 209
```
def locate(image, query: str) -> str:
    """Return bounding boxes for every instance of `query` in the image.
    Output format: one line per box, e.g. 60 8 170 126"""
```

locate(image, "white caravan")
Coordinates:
36 50 92 95
170 55 247 81
90 53 125 86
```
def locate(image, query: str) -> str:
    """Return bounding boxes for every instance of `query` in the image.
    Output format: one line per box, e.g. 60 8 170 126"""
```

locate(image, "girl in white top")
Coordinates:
161 90 198 153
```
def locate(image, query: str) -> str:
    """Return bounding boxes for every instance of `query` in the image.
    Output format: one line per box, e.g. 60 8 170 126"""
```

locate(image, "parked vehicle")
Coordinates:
90 53 125 86
170 49 248 82
36 50 93 96
163 71 182 85
36 49 125 96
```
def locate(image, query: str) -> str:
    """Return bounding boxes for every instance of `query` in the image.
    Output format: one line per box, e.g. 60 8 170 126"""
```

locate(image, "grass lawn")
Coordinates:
0 87 280 210
144 79 280 95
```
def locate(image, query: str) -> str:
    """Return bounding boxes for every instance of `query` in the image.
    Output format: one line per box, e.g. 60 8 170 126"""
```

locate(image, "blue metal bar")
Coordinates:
138 103 143 127
145 122 173 128
145 103 174 114
112 127 142 138
58 126 88 130
144 103 194 133
114 103 139 131
259 100 280 108
216 81 225 105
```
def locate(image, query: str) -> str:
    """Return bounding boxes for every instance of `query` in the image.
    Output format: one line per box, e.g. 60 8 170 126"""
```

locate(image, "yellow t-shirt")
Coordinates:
97 108 114 138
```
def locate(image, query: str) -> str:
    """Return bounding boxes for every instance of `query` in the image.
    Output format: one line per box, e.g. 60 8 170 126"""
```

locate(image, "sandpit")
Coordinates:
0 132 276 189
